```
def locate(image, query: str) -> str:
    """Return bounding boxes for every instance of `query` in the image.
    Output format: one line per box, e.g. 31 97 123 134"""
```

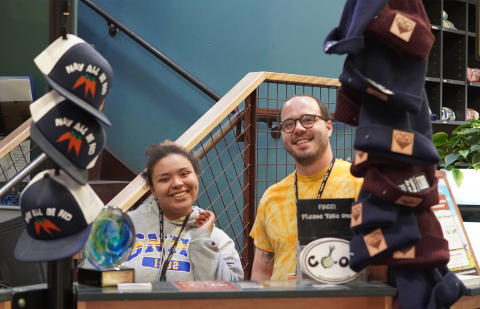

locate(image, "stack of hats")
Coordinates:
324 1 466 308
14 34 113 263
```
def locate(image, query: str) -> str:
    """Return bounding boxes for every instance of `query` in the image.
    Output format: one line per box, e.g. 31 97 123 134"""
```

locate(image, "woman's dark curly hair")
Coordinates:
141 140 201 189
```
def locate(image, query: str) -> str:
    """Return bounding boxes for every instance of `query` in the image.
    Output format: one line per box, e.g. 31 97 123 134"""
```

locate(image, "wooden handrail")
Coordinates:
108 72 340 211
0 118 32 160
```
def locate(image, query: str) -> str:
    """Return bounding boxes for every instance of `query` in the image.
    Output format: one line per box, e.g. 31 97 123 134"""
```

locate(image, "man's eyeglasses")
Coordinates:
279 114 326 133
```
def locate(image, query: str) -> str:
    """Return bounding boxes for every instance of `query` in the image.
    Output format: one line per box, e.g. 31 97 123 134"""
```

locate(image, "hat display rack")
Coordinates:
11 8 113 307
324 0 466 308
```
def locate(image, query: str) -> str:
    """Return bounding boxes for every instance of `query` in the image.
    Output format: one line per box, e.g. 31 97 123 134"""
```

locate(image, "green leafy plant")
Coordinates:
432 120 480 188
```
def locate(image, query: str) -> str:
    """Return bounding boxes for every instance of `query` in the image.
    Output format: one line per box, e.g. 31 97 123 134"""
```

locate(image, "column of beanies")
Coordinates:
13 34 111 264
324 1 467 308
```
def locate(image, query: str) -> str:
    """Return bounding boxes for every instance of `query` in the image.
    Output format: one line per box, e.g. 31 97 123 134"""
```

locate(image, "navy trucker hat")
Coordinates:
34 34 112 126
14 169 104 262
30 91 106 185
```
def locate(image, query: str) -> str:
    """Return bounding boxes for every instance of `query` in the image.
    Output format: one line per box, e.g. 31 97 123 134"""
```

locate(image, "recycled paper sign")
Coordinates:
433 177 479 275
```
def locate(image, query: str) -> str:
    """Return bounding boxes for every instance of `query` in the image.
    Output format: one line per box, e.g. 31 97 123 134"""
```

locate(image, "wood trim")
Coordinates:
0 118 32 160
109 72 267 210
0 301 12 309
78 296 391 309
263 72 341 87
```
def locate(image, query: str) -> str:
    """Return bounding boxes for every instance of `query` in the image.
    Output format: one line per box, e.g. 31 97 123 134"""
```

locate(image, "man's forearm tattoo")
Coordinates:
261 252 275 267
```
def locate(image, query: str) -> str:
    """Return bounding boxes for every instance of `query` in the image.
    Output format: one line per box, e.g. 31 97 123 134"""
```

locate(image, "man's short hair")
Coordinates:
277 94 332 124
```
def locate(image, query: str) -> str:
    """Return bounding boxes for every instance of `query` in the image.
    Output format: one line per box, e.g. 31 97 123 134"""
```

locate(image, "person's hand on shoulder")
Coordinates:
194 210 215 233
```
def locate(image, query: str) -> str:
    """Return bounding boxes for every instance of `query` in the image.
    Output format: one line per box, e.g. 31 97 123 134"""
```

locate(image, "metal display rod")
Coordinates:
47 257 74 309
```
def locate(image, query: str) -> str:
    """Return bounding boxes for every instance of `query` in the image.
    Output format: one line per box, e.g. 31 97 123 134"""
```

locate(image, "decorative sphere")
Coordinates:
83 206 135 269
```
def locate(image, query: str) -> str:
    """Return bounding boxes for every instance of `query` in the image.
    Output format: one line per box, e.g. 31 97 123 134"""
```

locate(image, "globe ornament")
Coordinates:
83 205 135 269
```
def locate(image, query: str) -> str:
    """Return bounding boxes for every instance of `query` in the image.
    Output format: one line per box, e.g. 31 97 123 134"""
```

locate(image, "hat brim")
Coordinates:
30 122 88 185
14 224 92 262
44 74 111 126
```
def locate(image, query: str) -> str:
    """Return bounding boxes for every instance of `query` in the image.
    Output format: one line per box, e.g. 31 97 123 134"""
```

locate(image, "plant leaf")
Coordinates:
471 145 480 152
437 149 445 158
445 135 461 147
473 153 480 172
445 153 461 166
459 150 470 158
468 134 480 145
452 168 464 188
432 132 449 146
446 164 455 171
453 123 474 134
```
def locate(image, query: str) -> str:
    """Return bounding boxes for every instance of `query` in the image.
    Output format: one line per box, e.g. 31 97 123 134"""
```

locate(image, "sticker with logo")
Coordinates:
299 238 359 284
391 129 414 155
351 203 363 227
354 151 368 165
364 228 388 257
65 63 109 97
390 13 416 42
55 118 97 156
393 246 415 259
394 195 423 207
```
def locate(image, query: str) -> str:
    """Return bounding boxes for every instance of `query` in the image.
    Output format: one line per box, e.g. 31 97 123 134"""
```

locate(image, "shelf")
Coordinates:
431 120 467 125
468 82 480 87
441 79 466 85
425 77 441 82
443 28 466 35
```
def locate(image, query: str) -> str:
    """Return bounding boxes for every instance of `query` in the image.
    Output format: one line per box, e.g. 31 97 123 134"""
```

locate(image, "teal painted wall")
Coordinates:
78 0 345 172
0 0 50 100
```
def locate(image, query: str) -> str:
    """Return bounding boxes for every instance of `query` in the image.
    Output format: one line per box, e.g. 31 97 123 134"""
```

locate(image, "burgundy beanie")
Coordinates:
365 0 434 60
350 151 419 178
335 83 362 126
362 164 439 207
375 206 449 268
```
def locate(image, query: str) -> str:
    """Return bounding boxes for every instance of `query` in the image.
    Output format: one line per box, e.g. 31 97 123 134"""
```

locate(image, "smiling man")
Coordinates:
250 94 362 281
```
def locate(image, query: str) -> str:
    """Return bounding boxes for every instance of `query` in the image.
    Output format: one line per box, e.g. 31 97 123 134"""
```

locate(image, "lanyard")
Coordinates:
294 156 336 202
158 210 191 281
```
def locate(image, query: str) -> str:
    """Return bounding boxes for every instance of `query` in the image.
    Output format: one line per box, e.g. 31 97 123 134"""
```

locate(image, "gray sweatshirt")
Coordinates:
82 202 244 283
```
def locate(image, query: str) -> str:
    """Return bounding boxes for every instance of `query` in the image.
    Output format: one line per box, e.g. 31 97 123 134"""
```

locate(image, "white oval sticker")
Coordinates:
300 238 359 284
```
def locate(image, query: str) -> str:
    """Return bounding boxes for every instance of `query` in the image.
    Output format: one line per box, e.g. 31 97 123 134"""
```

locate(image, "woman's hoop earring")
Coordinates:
154 197 158 202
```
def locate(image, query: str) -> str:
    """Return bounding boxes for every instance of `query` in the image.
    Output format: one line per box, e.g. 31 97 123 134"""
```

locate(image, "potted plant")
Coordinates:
432 120 480 188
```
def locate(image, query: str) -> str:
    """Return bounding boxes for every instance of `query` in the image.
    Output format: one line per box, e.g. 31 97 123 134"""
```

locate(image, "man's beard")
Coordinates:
285 138 329 167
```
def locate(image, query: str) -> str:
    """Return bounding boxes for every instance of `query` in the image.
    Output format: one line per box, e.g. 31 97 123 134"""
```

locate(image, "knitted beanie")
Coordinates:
324 0 390 55
354 90 440 166
335 83 362 126
374 206 449 268
351 190 400 234
349 206 421 272
365 0 435 60
339 37 427 115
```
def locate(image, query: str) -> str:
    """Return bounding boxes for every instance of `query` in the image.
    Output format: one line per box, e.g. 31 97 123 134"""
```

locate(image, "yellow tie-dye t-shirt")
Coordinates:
250 159 362 281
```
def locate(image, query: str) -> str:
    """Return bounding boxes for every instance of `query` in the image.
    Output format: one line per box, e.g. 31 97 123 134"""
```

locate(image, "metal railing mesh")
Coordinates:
255 82 355 206
0 140 48 206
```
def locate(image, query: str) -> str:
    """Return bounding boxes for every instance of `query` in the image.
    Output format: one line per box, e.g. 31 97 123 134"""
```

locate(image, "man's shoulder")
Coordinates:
263 171 295 195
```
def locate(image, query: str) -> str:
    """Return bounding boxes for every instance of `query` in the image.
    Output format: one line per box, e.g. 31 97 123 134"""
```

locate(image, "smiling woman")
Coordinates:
81 141 243 283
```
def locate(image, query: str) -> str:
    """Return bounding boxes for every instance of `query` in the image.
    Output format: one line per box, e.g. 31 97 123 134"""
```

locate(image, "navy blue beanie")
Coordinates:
324 0 390 55
354 90 439 166
394 266 466 309
351 190 399 234
339 37 427 115
349 206 421 272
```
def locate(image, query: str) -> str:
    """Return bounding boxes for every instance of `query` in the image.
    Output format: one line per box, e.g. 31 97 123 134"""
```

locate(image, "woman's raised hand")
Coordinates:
194 210 215 233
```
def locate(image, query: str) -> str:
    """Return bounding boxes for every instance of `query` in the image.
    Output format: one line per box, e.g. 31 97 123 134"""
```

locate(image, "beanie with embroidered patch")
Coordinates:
334 83 362 126
365 0 434 60
339 37 427 116
354 89 439 166
349 206 421 272
350 190 400 234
